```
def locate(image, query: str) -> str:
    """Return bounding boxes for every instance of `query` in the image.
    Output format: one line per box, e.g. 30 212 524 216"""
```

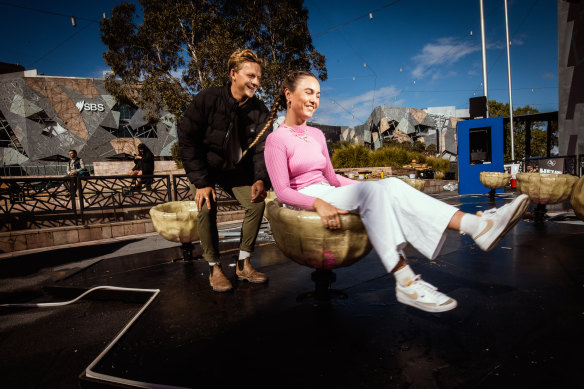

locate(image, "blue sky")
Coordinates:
1 0 558 127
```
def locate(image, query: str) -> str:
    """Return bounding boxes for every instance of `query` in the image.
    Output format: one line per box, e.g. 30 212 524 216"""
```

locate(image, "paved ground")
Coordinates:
1 192 582 389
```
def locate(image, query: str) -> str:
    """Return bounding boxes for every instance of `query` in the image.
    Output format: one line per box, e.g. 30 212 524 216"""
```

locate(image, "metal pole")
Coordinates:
480 0 489 117
504 0 515 161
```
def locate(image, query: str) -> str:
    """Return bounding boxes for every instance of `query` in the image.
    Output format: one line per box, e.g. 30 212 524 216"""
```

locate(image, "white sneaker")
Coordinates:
396 275 457 313
473 194 530 251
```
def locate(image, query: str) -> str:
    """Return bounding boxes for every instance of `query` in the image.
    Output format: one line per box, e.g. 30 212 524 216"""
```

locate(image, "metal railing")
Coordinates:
0 164 95 177
76 175 171 223
1 176 79 224
1 174 243 231
172 175 247 211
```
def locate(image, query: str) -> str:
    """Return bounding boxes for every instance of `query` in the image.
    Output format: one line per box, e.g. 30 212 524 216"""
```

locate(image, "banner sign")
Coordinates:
538 158 564 174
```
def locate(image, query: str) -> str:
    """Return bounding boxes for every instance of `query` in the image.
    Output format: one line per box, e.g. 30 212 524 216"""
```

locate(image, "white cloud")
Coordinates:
311 85 403 127
542 72 555 79
487 41 506 50
431 70 458 81
511 33 527 46
411 37 480 80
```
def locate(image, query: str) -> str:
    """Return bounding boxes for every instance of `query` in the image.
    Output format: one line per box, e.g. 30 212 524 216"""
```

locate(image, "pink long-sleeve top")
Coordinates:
264 124 357 210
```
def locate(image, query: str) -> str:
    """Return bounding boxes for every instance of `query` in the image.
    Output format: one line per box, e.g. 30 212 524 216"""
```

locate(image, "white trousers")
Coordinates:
299 178 459 272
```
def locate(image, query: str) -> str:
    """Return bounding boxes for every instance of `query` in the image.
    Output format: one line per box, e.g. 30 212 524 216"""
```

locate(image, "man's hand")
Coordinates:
313 198 349 230
194 187 216 211
250 180 267 203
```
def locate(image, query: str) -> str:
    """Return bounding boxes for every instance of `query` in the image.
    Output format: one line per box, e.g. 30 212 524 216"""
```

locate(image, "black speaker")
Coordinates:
469 96 487 119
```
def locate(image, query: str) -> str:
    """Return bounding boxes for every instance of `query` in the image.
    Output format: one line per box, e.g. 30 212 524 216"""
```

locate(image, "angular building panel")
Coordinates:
0 70 178 173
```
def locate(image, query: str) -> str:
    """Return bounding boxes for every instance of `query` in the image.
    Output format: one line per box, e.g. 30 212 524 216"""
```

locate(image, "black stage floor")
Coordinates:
1 194 583 388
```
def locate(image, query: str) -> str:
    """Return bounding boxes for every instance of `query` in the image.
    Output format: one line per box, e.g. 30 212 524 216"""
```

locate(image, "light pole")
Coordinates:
479 0 489 117
504 0 515 161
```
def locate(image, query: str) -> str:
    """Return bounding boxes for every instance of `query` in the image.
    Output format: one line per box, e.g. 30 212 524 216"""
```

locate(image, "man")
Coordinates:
178 49 271 292
65 149 89 196
67 149 89 176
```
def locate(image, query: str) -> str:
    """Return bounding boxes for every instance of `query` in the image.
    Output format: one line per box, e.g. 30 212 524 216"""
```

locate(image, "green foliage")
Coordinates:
170 141 183 169
487 100 555 161
331 144 450 172
100 0 327 118
330 140 353 152
412 140 426 154
331 144 371 168
425 143 437 155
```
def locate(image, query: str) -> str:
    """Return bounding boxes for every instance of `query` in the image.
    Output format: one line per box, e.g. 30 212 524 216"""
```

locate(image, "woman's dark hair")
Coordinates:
69 149 77 157
241 70 317 158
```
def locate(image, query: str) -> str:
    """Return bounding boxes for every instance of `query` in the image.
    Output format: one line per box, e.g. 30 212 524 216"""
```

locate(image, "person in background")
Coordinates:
67 149 89 176
178 48 273 292
65 149 89 196
128 143 155 191
263 70 530 313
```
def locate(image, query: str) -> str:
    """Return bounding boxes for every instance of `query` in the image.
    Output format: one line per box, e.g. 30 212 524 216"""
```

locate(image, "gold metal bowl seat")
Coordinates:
480 172 511 200
266 200 372 301
516 173 579 224
399 178 426 191
150 201 199 260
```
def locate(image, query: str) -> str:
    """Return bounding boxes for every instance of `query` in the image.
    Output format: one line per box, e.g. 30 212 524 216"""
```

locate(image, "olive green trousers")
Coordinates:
189 183 265 263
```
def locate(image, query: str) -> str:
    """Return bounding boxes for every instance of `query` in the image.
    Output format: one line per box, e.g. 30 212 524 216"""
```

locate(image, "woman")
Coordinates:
263 70 529 313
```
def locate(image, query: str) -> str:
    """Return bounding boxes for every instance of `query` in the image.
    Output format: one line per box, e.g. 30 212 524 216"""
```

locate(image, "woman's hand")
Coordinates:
313 198 349 230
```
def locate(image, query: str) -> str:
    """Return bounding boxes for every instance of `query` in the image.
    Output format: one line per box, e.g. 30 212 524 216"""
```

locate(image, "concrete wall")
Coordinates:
558 0 584 156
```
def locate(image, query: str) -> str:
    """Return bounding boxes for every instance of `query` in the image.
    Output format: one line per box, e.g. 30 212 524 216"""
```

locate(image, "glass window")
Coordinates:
469 126 492 164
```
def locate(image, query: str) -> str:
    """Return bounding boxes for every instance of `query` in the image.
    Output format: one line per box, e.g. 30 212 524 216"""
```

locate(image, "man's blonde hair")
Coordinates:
228 49 265 73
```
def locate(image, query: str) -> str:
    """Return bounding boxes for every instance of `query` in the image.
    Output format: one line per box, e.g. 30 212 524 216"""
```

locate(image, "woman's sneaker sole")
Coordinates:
396 291 458 313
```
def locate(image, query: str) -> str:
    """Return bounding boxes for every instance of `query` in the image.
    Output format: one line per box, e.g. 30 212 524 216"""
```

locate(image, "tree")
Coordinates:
487 100 553 161
100 0 326 120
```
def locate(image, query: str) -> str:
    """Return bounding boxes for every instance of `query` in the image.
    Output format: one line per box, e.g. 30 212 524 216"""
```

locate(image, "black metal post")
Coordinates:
534 203 547 225
77 175 85 224
546 120 552 158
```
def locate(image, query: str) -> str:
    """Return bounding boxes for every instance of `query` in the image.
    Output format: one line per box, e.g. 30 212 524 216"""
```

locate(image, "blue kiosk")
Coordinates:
457 117 505 195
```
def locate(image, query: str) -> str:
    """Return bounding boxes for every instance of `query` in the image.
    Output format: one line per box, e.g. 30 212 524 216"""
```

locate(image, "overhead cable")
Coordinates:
0 1 101 23
313 0 403 38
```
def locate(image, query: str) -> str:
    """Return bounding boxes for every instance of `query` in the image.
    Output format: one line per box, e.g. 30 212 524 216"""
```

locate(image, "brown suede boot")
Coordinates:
209 264 232 292
236 258 268 283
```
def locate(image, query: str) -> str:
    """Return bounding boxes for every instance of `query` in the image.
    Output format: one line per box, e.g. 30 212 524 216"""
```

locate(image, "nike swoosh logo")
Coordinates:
401 290 418 300
474 219 494 240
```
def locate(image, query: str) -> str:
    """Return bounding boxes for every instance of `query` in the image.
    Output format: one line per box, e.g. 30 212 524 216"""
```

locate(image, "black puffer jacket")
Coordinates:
178 84 271 188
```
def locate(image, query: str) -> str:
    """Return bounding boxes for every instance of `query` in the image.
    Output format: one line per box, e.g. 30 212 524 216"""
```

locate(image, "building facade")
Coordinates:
0 69 177 173
340 105 468 157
